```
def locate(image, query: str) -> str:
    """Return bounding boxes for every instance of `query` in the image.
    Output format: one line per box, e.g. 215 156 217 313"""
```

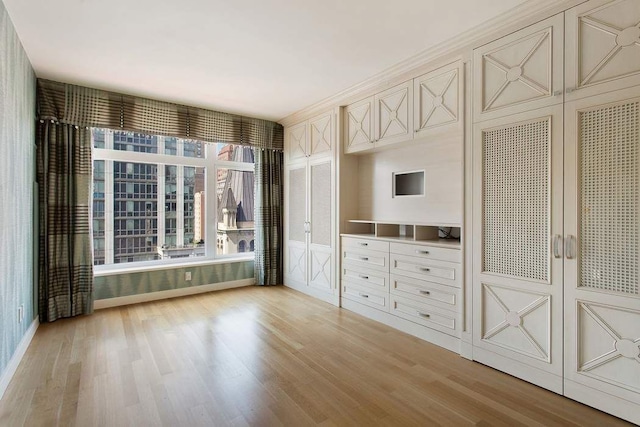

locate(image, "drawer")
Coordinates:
342 265 388 292
342 236 389 253
342 282 389 312
390 274 460 310
391 254 461 287
390 242 461 263
342 248 389 272
390 294 459 337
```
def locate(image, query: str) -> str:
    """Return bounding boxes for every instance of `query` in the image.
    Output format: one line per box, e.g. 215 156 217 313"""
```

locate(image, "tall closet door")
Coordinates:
285 163 308 285
565 0 640 102
472 105 565 393
564 87 640 424
308 158 333 293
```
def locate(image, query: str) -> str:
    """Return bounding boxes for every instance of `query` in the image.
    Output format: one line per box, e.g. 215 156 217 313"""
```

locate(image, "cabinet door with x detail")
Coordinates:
374 80 413 148
474 13 564 122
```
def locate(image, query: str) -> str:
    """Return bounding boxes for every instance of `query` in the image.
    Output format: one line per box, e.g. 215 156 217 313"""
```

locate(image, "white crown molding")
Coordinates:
0 318 39 401
279 0 585 127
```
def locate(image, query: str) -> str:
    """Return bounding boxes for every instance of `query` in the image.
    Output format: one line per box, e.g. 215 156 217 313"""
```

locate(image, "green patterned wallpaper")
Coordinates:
0 0 36 381
94 261 254 300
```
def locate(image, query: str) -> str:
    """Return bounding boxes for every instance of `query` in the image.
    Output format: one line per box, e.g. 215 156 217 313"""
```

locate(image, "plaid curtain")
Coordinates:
254 148 283 285
37 121 94 322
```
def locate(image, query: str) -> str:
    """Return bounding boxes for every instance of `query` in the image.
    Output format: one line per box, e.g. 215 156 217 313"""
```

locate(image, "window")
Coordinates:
92 129 254 268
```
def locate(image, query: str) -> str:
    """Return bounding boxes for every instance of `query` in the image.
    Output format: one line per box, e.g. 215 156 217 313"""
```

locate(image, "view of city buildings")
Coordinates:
92 129 254 265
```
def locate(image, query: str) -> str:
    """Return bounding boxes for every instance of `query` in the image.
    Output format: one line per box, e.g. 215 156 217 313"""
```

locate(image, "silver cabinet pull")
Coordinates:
565 235 577 259
359 293 369 298
359 242 368 246
420 267 431 272
415 250 430 255
418 312 431 318
419 290 431 295
360 256 369 261
359 275 369 280
552 234 563 259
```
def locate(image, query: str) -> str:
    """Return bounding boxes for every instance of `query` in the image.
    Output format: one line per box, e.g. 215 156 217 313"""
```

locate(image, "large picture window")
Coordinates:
92 129 254 268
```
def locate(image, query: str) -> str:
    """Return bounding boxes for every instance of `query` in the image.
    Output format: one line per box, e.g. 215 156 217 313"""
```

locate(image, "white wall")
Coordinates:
356 134 462 224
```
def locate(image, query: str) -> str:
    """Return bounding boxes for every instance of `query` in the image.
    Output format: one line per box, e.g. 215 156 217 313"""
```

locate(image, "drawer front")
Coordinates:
342 265 388 291
343 248 389 272
390 295 459 337
391 254 460 287
390 242 461 263
390 274 460 310
342 237 389 253
342 282 389 312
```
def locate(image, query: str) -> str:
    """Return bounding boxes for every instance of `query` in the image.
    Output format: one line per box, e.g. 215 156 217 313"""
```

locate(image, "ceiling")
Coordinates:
4 0 527 121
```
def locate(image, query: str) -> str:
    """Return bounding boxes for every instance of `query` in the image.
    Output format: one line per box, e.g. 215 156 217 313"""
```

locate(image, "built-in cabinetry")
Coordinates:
282 0 639 423
344 61 463 154
284 110 337 304
341 221 462 352
473 1 640 423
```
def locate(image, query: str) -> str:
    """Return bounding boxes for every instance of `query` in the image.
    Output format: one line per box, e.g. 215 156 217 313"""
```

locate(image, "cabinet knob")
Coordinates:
419 290 431 295
420 267 431 272
361 256 369 261
415 250 430 255
359 293 369 298
359 275 369 280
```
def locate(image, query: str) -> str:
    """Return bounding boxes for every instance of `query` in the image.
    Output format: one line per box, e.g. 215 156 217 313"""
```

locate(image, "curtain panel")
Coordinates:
36 79 284 151
254 148 284 286
37 122 94 322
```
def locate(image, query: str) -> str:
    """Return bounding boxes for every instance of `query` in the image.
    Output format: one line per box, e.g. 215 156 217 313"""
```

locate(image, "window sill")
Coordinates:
93 255 254 277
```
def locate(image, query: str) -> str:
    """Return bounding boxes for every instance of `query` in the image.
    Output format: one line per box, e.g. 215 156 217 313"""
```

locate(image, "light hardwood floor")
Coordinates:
0 286 631 426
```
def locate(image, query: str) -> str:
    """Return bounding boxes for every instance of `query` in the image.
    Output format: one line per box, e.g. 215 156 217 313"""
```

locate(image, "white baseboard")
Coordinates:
0 317 39 401
94 279 255 309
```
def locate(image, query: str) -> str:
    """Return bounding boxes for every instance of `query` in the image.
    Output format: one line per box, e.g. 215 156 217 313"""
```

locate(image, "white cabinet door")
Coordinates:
374 80 413 148
474 13 564 122
344 96 374 154
563 87 640 425
309 111 333 158
414 61 463 138
285 163 307 285
472 105 565 393
286 121 308 163
308 158 334 293
565 0 640 102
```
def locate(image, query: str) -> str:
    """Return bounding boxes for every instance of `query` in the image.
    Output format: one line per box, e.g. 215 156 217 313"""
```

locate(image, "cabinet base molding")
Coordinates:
460 340 473 360
564 379 640 426
341 297 460 354
473 346 563 394
285 279 339 307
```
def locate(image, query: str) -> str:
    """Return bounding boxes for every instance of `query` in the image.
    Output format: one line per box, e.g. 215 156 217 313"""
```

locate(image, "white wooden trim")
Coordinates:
93 279 255 309
285 279 340 307
0 318 39 401
279 0 586 126
565 379 640 426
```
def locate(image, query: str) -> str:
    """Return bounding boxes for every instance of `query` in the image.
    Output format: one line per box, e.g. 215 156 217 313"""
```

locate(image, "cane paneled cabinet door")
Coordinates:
472 105 565 394
563 87 640 425
308 159 333 292
414 61 464 137
474 13 564 122
565 0 640 101
286 163 308 285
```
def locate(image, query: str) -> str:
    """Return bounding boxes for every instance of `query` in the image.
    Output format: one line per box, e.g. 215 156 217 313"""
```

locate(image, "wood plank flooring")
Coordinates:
0 286 631 426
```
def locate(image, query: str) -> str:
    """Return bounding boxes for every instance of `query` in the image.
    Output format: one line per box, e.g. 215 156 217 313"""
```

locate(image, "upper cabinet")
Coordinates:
344 96 375 154
374 81 413 148
414 61 464 138
344 61 464 154
565 0 640 101
474 14 564 122
286 110 335 163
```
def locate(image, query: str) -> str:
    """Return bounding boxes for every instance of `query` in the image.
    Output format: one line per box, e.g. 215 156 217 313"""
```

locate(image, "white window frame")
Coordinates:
92 129 255 275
